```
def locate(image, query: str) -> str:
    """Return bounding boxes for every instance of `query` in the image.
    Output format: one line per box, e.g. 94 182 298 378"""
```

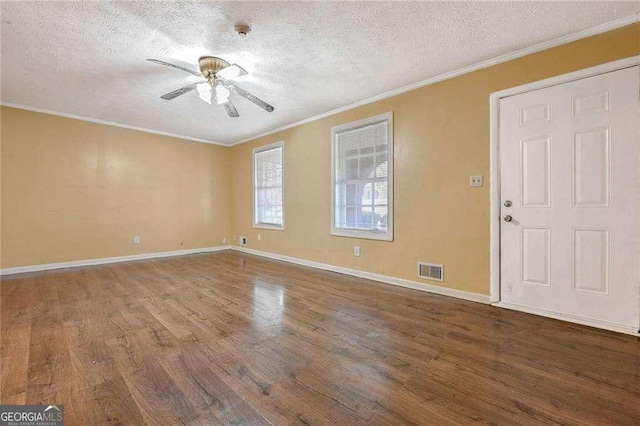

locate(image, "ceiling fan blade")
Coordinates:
147 59 201 77
160 83 199 100
224 99 240 118
223 83 274 112
217 64 248 80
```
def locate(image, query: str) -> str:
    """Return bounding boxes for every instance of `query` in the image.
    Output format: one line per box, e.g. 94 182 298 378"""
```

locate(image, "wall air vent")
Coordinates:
418 262 443 282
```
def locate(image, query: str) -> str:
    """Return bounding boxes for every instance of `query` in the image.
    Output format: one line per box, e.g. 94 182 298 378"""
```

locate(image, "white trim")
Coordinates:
253 224 285 232
0 246 230 276
231 14 639 146
253 141 285 231
494 302 638 336
331 112 394 241
0 102 227 146
231 246 489 304
489 91 502 303
490 55 640 101
329 229 392 242
489 55 640 304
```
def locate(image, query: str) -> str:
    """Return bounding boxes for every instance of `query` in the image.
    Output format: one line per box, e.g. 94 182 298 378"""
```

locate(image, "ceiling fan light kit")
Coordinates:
197 83 231 105
147 49 273 118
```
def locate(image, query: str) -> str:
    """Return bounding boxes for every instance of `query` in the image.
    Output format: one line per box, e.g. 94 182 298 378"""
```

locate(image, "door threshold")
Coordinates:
493 301 639 336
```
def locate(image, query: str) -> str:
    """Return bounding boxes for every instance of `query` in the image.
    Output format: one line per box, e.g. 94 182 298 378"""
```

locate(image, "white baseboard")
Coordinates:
0 245 231 276
230 246 490 304
494 302 639 336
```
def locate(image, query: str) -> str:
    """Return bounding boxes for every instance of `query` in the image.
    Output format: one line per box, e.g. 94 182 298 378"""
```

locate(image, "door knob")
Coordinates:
504 215 513 222
504 200 512 207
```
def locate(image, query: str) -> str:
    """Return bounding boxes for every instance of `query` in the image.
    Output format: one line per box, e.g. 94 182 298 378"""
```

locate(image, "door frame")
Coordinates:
489 55 640 334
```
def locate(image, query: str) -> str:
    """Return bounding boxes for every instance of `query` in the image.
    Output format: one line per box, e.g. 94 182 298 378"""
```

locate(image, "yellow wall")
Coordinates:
230 24 640 295
0 107 231 268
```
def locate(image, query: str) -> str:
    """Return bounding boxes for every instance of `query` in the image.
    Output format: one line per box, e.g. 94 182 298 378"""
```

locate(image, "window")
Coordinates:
331 112 393 240
254 142 284 230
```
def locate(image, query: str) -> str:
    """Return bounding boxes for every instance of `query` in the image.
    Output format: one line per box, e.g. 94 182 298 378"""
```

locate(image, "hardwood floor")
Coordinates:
1 250 638 425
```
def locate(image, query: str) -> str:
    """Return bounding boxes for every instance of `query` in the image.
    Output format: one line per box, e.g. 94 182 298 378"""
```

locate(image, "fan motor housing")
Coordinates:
198 56 230 79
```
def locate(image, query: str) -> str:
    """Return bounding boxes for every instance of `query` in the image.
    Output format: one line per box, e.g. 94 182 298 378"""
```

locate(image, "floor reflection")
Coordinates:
252 279 285 327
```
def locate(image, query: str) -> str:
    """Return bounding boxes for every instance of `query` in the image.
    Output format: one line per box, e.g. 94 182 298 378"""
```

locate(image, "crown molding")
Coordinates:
0 101 227 146
230 13 639 146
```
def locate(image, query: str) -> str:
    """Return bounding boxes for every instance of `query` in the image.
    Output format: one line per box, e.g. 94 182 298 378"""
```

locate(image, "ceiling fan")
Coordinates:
147 56 274 118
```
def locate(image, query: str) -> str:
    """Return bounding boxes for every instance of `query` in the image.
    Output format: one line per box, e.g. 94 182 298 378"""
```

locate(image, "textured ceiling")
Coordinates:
1 1 638 145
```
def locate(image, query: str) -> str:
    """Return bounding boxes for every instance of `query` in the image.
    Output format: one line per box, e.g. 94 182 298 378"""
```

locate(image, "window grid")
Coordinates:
254 143 284 229
332 113 393 240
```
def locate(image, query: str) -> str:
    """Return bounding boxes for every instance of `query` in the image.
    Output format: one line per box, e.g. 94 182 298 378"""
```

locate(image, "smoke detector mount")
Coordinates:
235 24 251 37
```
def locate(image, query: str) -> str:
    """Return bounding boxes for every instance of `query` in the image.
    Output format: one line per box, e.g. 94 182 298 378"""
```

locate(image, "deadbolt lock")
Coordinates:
504 215 513 222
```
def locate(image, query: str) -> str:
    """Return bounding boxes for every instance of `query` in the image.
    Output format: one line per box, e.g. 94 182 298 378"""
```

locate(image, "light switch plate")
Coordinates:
470 175 483 187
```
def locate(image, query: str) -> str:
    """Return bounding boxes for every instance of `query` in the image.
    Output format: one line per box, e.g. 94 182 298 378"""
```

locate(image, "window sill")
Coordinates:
253 223 285 231
331 229 393 241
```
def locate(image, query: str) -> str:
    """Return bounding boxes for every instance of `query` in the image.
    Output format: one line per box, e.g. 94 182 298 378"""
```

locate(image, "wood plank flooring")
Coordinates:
1 250 639 425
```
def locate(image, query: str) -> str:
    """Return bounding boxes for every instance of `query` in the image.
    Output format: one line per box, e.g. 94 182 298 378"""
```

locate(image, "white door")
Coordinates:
499 66 640 332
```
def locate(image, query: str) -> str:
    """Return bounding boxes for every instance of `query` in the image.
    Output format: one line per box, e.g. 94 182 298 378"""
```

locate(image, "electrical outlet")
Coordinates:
222 237 226 243
470 175 483 187
354 246 361 257
133 236 140 244
240 236 248 246
257 234 261 241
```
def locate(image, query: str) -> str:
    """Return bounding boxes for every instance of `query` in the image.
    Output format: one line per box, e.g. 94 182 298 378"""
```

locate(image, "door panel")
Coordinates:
500 66 639 330
521 227 551 287
572 128 609 207
521 136 551 207
572 228 609 295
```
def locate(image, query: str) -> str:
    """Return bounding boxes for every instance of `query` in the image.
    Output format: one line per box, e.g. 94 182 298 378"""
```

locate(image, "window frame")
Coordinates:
331 112 393 241
253 141 285 231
